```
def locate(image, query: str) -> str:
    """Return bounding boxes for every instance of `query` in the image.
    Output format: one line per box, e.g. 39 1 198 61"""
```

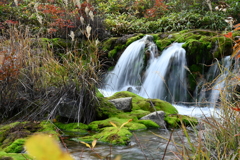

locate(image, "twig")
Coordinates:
133 133 148 160
162 130 173 160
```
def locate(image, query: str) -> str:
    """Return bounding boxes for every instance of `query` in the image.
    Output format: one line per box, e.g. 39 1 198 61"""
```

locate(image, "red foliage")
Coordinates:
0 52 21 81
145 0 168 18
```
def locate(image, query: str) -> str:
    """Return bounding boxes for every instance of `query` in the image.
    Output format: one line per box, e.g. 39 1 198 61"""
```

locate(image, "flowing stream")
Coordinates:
75 35 234 159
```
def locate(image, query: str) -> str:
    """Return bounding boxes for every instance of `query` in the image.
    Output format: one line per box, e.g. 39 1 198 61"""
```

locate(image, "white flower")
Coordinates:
89 11 94 21
80 16 84 24
69 31 75 41
86 24 91 39
85 6 90 15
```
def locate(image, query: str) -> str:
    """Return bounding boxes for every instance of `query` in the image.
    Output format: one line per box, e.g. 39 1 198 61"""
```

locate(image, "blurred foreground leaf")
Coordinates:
25 133 73 160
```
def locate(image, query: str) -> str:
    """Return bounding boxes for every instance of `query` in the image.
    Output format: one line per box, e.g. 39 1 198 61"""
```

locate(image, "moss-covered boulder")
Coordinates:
107 91 178 114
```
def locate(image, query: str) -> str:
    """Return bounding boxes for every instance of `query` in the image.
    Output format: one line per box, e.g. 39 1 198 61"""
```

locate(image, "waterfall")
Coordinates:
209 56 232 107
139 43 187 103
102 35 157 95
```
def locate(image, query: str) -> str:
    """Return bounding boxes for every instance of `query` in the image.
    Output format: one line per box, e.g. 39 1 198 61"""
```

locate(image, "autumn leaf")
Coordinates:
25 133 73 160
223 32 232 38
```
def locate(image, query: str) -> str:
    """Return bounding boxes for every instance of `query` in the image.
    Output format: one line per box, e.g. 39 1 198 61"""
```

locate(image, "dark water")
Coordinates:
66 128 196 160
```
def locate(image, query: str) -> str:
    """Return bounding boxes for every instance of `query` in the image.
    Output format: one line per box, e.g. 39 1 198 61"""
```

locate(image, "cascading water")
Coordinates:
209 56 232 107
139 43 188 103
102 35 157 96
194 56 232 107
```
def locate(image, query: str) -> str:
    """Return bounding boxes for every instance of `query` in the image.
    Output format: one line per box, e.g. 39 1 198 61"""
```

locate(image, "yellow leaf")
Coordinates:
80 141 91 148
91 139 97 149
119 119 132 129
110 121 118 128
25 133 73 160
114 155 122 160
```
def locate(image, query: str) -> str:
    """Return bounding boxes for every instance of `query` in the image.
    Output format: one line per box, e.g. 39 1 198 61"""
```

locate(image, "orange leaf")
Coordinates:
223 32 232 38
231 107 240 111
233 23 240 28
234 27 240 31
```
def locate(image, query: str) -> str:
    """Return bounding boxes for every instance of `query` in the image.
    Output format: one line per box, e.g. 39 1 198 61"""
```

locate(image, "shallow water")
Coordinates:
66 128 196 160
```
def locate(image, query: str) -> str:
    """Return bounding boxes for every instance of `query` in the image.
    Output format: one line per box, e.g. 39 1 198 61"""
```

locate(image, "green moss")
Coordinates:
108 48 118 58
54 122 89 135
165 114 198 128
155 39 174 51
118 110 150 119
96 89 104 98
102 37 118 51
126 34 144 46
88 117 146 132
137 120 159 128
3 139 25 153
38 121 58 136
0 151 33 160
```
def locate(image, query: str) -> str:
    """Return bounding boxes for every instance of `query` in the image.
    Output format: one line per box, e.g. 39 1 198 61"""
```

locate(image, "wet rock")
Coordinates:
109 97 132 112
140 111 166 128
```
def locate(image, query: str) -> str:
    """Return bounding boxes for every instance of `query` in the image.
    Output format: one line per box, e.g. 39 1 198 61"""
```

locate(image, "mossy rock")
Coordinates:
0 121 58 153
0 151 33 160
76 127 133 145
164 114 198 128
107 91 178 114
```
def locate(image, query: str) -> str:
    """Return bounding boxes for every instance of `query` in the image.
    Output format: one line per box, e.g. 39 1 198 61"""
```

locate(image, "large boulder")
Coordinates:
140 111 166 128
108 97 132 112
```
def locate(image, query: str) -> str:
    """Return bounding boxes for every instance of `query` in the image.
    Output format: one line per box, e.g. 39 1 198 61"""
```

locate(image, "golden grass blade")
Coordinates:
110 121 118 128
80 141 91 149
119 119 132 129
